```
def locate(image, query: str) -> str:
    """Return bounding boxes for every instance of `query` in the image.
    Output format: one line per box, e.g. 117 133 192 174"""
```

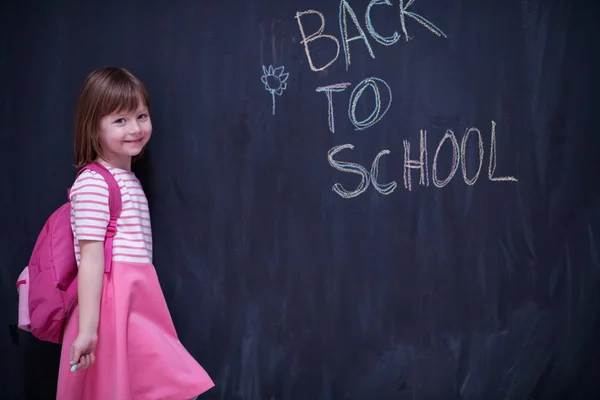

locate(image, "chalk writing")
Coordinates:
488 121 518 182
348 77 392 130
327 144 370 198
403 129 429 191
295 10 340 72
398 0 448 40
327 145 397 197
328 121 517 198
316 77 392 132
366 0 400 46
432 130 460 188
339 0 376 70
371 150 397 195
289 4 516 199
261 65 289 115
461 127 484 185
295 0 447 73
316 83 352 133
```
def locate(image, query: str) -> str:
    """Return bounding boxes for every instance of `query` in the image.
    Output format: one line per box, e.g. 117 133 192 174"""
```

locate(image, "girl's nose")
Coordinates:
129 121 141 134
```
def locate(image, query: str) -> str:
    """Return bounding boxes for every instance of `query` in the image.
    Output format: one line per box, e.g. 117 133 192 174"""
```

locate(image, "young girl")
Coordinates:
57 67 214 399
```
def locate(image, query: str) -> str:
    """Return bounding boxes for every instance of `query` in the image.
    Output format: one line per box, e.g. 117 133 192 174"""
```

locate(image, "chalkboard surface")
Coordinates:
1 0 600 399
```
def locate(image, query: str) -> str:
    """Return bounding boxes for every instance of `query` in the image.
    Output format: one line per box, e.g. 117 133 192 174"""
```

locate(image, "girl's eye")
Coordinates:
114 118 126 124
138 113 149 120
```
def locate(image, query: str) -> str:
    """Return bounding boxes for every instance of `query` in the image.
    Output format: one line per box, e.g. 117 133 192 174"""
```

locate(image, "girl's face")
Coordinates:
97 100 152 169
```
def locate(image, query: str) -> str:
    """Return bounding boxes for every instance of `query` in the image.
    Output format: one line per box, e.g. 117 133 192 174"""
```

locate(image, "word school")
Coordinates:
327 121 518 198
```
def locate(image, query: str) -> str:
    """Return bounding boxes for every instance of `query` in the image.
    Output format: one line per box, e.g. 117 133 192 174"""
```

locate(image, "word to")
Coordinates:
315 77 392 133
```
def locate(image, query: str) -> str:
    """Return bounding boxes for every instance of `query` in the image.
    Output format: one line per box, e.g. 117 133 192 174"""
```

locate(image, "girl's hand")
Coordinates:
69 332 98 371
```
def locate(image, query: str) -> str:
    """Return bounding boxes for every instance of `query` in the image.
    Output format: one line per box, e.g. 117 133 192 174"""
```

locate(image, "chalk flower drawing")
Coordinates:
261 65 289 115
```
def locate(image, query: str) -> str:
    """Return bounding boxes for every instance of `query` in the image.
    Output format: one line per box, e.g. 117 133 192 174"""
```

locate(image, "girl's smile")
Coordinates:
124 137 144 144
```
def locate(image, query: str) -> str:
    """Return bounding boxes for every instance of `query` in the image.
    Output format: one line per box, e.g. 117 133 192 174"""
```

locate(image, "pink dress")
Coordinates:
56 164 214 400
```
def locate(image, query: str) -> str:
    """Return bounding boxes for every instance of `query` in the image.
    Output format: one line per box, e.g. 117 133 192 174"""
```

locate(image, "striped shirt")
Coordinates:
69 166 153 265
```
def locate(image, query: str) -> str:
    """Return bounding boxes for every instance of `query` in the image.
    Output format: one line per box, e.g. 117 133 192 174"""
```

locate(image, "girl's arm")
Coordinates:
69 169 112 338
77 240 105 336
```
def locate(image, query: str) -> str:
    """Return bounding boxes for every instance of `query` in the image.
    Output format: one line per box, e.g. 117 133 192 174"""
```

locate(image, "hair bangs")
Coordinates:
98 74 149 117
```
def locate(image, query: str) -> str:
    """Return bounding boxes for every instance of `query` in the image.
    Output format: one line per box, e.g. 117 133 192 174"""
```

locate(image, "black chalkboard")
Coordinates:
2 0 600 399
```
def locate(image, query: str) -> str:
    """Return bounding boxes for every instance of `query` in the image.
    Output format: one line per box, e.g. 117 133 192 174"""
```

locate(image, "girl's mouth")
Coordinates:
125 138 143 144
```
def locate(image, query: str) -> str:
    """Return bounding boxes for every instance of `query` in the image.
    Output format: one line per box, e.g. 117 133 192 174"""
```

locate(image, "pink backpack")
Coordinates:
16 162 122 344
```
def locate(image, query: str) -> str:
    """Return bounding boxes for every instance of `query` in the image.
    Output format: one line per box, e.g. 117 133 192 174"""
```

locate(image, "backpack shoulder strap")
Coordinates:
76 162 123 273
80 162 122 221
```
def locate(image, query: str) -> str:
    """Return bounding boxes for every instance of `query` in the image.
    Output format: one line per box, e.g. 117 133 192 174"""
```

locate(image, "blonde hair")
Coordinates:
73 67 150 168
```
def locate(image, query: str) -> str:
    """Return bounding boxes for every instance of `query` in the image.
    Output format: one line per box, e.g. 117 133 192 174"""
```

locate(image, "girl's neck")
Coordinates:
96 155 132 171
